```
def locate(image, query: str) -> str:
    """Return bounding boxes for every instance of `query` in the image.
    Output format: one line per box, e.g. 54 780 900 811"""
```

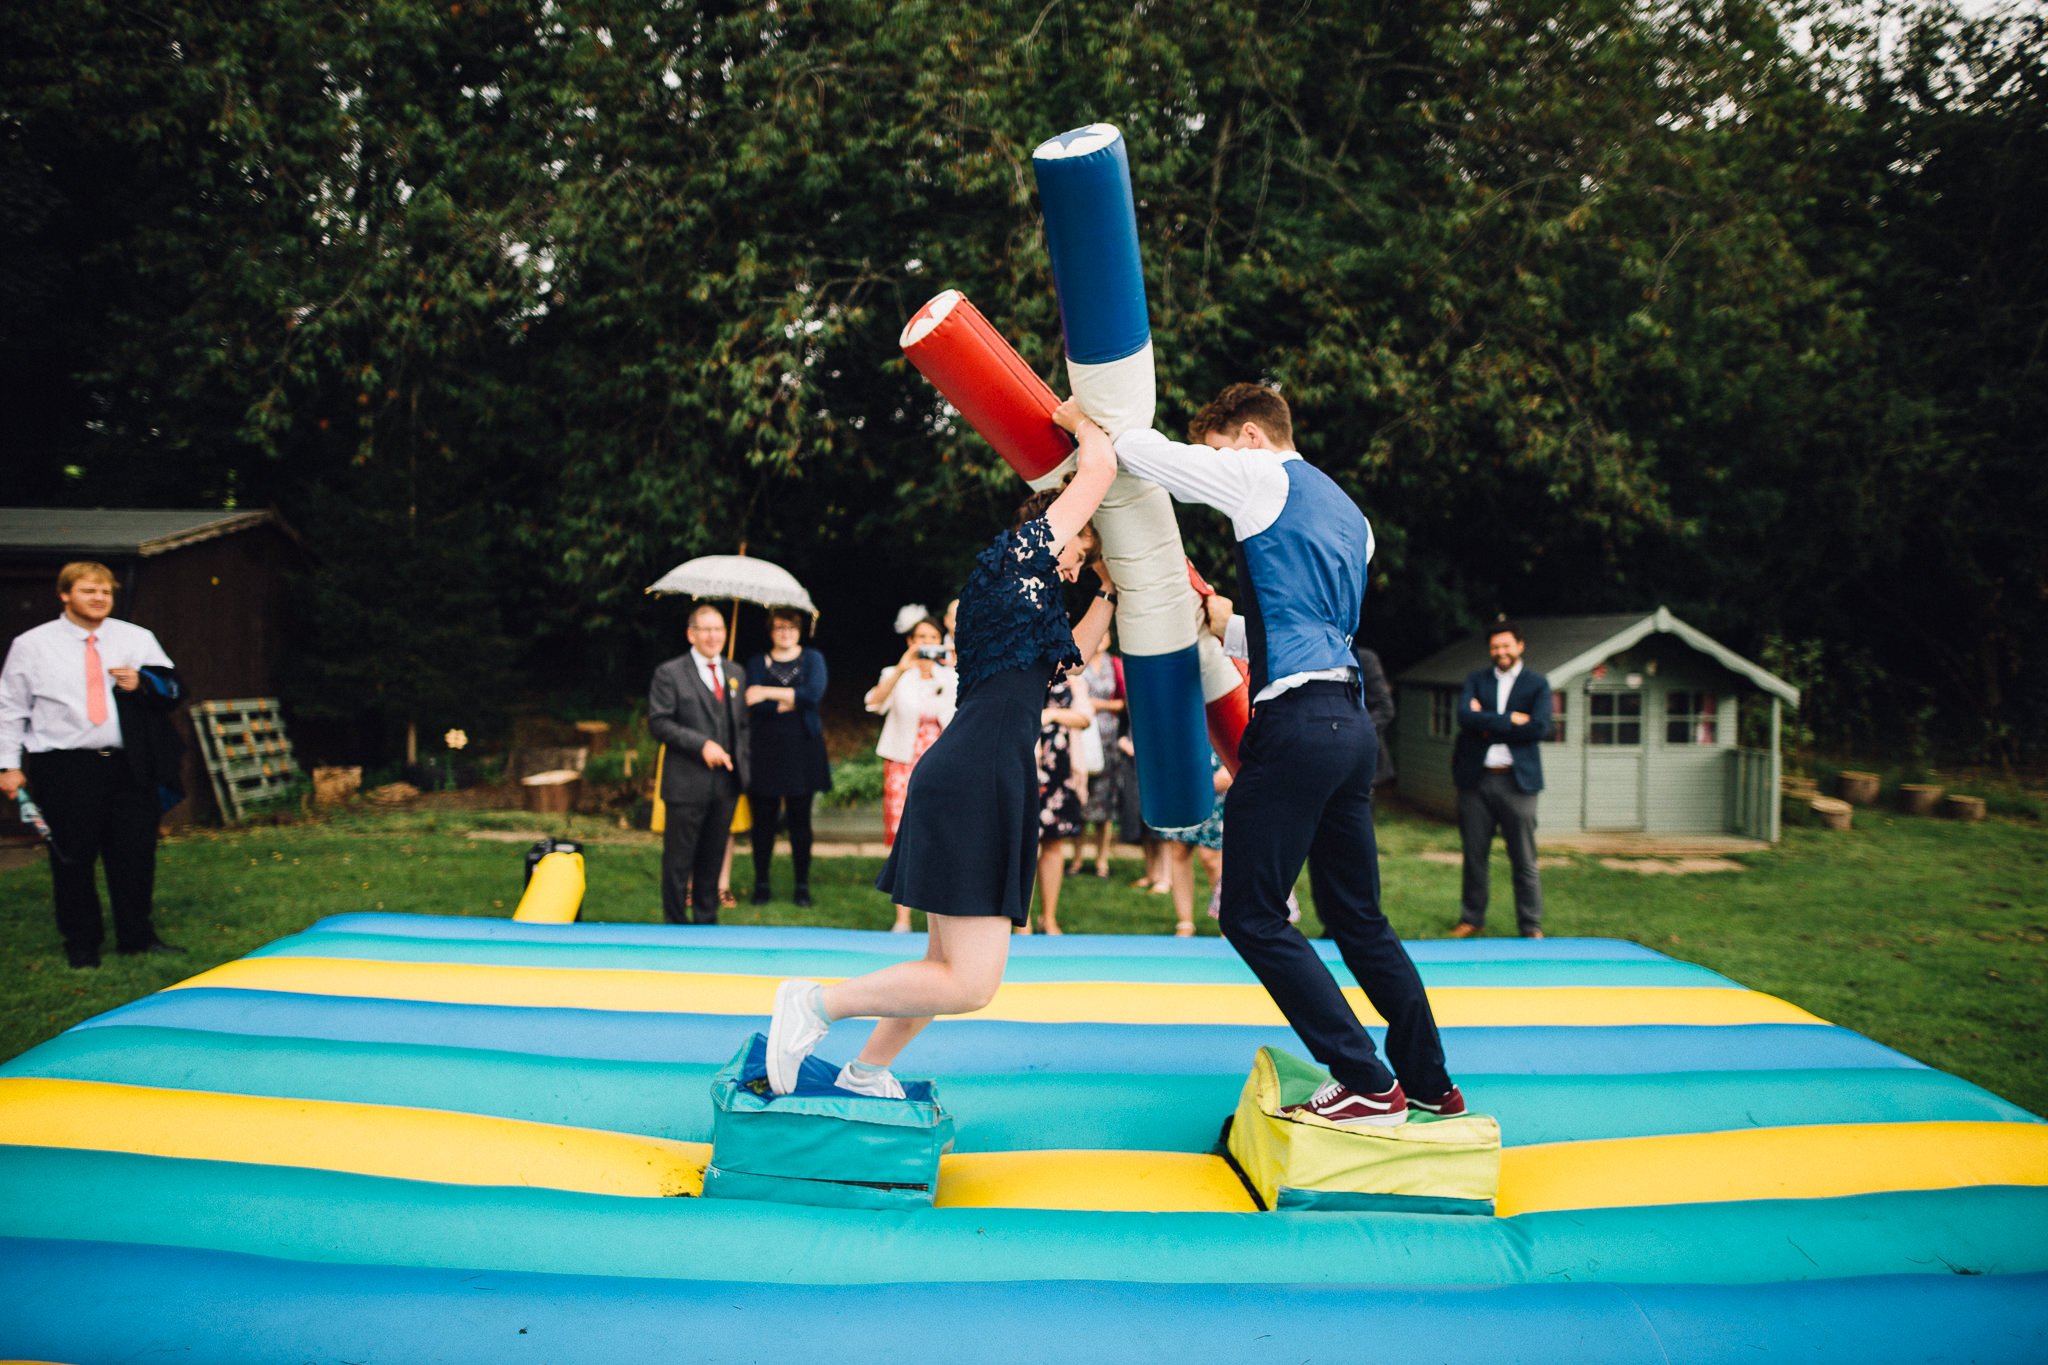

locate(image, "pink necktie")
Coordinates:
703 659 721 696
84 634 109 726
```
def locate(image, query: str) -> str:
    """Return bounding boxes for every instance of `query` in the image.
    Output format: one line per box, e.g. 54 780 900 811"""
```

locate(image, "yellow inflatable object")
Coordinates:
6 1074 2044 1217
511 850 586 924
1493 1120 2048 1217
936 1149 1257 1212
1227 1047 1501 1212
0 1077 707 1198
165 957 1827 1028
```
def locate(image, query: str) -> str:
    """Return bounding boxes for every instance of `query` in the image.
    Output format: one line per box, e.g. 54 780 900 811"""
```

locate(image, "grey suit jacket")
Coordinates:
649 653 752 802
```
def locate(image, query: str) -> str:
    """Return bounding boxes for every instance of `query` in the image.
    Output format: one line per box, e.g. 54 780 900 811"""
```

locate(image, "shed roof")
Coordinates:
1395 607 1799 706
0 508 292 558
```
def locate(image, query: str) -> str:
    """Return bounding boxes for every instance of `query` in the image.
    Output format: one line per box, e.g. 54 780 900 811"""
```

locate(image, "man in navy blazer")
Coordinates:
1450 621 1551 938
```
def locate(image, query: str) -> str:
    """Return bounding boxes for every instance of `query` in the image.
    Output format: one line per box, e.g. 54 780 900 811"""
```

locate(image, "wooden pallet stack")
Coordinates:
192 698 299 823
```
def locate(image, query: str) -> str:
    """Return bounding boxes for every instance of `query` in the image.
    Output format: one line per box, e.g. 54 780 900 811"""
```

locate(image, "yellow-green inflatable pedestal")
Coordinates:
1227 1046 1501 1214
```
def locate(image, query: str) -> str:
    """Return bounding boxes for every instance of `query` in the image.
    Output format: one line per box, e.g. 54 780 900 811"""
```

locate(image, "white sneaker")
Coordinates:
835 1061 906 1099
766 980 830 1095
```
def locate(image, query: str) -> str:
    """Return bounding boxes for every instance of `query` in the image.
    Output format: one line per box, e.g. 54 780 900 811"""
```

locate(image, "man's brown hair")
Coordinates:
1188 382 1294 448
57 561 119 593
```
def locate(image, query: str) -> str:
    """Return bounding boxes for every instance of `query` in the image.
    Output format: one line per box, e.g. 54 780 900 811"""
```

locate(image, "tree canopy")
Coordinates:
4 0 2042 762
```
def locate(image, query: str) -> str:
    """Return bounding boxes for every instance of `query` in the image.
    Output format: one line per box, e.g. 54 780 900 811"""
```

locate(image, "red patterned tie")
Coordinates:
84 634 109 726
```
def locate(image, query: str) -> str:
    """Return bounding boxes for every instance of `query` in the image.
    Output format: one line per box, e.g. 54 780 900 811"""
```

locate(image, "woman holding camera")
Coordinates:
866 609 956 929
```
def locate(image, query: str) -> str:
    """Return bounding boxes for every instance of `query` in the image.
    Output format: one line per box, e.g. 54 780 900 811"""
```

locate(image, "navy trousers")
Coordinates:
24 748 163 957
1218 682 1451 1097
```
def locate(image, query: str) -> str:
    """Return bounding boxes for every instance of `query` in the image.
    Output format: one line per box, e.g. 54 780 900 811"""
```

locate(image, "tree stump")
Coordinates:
574 720 613 754
522 770 582 815
1810 797 1853 831
1898 783 1944 816
311 766 362 807
1837 771 1881 806
1942 793 1987 823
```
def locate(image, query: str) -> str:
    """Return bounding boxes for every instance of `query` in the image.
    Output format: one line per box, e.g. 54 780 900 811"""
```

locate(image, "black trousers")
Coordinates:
24 748 163 956
1457 771 1544 934
1218 682 1451 1098
661 776 739 924
749 793 814 891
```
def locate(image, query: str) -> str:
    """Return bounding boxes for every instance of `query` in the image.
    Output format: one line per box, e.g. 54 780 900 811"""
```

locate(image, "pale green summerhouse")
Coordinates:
1390 608 1800 842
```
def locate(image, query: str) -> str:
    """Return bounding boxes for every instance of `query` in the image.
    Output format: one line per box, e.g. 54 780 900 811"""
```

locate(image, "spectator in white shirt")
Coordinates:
0 561 182 967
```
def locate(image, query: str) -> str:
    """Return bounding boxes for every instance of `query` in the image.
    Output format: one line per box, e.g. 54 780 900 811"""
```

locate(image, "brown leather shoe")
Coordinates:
1449 922 1482 939
1523 929 1546 940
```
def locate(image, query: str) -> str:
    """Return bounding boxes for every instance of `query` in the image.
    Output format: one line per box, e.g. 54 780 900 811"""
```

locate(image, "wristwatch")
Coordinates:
1098 590 1118 605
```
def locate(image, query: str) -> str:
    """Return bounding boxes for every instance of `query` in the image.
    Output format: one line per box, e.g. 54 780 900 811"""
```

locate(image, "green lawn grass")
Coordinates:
3 801 2043 1117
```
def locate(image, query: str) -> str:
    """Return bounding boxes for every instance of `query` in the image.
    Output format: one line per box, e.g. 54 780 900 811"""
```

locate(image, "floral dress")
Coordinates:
1036 676 1085 841
874 517 1080 924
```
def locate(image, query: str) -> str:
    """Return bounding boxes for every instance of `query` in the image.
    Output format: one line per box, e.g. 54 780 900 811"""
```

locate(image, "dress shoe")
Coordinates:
792 885 812 909
117 938 184 956
66 950 101 970
1448 922 1482 939
1522 929 1546 940
752 883 773 906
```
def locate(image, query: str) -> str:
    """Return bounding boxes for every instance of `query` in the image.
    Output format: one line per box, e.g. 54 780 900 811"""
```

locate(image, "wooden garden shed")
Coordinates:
0 508 306 827
1390 608 1799 842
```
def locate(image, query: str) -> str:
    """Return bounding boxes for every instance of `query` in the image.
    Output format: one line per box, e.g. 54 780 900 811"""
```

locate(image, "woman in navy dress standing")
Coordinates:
743 608 831 907
766 402 1119 1096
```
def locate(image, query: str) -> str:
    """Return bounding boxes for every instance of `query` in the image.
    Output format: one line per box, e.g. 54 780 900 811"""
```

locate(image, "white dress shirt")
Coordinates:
693 650 725 696
866 664 958 763
0 616 174 768
1485 663 1524 769
1115 428 1372 702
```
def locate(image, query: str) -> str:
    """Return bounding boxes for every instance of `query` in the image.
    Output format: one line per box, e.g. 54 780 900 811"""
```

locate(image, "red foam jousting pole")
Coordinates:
900 290 1073 483
1187 559 1250 775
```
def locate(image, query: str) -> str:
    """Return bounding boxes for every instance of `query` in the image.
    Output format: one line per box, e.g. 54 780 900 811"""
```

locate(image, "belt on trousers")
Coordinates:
41 748 121 758
1484 764 1514 773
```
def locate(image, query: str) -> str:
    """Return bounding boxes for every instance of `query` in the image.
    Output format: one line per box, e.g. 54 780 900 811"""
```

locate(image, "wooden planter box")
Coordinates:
1837 771 1881 806
1898 783 1945 816
1810 797 1853 831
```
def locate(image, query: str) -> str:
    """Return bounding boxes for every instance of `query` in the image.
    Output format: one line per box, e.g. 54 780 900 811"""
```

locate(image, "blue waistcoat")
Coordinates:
1230 460 1371 698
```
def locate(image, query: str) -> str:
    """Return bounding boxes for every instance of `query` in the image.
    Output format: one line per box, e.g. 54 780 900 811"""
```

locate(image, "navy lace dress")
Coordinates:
876 517 1080 924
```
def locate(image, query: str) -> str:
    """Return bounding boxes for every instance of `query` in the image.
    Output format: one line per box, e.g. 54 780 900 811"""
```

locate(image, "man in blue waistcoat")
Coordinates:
1085 384 1461 1127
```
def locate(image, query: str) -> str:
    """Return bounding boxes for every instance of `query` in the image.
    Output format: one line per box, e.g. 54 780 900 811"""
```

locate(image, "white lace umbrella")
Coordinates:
645 555 818 621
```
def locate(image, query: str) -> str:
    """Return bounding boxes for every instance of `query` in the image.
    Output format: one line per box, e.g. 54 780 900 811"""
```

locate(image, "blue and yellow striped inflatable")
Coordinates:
2 913 2043 1362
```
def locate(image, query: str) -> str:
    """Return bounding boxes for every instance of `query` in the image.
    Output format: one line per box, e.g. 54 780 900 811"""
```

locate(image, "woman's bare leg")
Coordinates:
1037 841 1066 934
1166 841 1196 934
821 912 1011 1034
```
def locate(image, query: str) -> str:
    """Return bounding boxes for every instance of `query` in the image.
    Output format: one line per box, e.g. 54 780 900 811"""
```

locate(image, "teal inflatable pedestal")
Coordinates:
704 1034 955 1210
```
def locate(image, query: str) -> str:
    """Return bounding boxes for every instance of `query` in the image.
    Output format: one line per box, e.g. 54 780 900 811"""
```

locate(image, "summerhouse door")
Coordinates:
1582 685 1647 831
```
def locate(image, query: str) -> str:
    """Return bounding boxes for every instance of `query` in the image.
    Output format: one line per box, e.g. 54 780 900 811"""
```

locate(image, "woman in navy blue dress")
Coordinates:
766 402 1119 1096
743 608 831 907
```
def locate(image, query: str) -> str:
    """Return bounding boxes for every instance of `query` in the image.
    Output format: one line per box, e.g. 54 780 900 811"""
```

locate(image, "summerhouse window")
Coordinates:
1546 689 1567 744
1666 691 1719 745
1588 691 1643 745
1428 688 1456 738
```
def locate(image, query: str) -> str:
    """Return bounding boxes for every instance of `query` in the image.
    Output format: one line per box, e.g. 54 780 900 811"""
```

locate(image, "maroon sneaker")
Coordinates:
1408 1085 1467 1117
1286 1080 1409 1128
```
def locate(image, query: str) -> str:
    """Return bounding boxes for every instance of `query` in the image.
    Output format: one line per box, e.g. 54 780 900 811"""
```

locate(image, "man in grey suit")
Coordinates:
649 604 751 924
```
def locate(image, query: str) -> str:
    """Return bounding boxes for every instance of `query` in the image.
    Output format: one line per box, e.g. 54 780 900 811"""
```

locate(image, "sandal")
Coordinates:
1174 921 1195 937
718 888 738 911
